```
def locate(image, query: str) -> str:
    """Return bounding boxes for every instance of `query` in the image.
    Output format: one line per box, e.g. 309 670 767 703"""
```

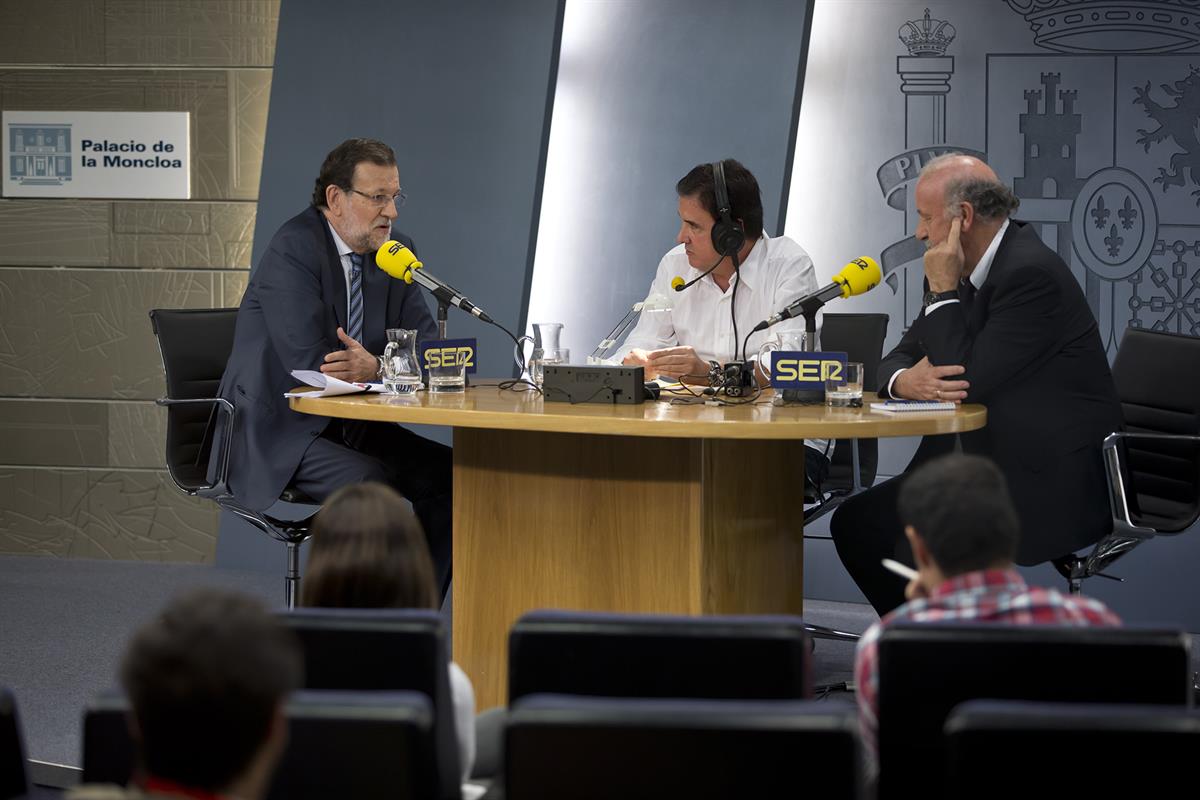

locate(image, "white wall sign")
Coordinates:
2 110 190 199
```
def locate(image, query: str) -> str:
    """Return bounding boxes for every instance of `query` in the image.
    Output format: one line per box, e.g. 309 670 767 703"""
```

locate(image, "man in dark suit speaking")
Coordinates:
214 138 452 595
830 153 1121 615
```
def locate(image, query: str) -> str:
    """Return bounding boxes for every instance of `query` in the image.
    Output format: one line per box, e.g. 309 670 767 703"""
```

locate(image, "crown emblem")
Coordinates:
899 8 957 56
1003 0 1200 53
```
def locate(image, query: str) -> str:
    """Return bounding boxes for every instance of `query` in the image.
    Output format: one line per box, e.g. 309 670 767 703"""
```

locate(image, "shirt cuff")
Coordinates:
923 298 959 315
886 369 905 398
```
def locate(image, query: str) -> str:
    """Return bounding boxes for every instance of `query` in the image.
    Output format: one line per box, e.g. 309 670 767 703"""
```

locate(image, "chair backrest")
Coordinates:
505 695 863 800
81 690 438 800
148 308 239 493
877 623 1192 800
819 313 889 488
268 690 437 800
1111 327 1200 532
945 700 1200 798
0 688 28 800
276 608 461 800
507 610 811 703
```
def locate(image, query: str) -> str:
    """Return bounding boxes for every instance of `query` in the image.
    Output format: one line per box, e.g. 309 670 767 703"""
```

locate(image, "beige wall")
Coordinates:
0 0 279 562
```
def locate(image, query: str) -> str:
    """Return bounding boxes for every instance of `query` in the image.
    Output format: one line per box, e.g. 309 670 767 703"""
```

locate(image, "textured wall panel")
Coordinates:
0 201 111 267
104 1 279 67
0 69 271 199
0 400 108 467
0 201 255 268
0 1 107 65
0 269 226 399
0 467 217 562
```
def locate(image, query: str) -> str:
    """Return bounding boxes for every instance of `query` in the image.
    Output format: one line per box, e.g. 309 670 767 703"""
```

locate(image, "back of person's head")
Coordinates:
301 482 438 610
897 454 1019 576
121 589 302 792
675 158 765 241
311 137 397 209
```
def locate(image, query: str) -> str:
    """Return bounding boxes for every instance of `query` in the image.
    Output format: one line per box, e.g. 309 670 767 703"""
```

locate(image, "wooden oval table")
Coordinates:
292 384 986 708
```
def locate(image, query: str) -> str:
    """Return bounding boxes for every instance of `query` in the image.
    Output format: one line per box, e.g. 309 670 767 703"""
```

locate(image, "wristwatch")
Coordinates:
375 355 386 380
922 289 959 308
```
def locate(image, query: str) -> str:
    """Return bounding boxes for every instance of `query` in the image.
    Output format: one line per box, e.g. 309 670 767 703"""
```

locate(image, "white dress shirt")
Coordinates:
887 218 1010 396
615 233 820 366
615 233 831 458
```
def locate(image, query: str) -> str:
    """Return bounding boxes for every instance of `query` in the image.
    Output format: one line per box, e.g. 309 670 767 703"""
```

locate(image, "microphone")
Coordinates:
752 256 881 332
671 253 726 292
375 240 493 324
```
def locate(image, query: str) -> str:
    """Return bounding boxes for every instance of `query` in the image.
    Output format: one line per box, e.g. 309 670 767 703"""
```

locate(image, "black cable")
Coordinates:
729 250 742 361
488 318 545 393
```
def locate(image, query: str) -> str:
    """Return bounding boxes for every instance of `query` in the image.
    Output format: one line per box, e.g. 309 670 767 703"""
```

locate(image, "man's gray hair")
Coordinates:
920 152 1019 222
945 177 1020 222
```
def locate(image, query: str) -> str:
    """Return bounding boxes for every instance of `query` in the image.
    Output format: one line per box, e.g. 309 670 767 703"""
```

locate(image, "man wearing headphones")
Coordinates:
616 159 829 478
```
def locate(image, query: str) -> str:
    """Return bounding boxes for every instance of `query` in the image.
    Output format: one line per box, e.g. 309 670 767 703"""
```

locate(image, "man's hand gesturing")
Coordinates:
320 327 379 382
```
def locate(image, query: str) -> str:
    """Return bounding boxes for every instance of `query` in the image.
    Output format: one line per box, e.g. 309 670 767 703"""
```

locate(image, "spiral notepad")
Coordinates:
869 400 956 413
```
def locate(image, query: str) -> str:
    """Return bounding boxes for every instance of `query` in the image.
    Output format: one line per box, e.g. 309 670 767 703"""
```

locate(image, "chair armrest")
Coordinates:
155 396 235 497
1101 431 1200 529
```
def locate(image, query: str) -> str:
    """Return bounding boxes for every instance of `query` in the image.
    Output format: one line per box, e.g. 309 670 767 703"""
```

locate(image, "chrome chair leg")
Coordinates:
806 624 860 643
285 539 301 610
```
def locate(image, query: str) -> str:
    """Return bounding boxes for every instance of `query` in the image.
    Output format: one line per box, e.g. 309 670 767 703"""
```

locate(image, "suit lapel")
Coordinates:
316 211 349 333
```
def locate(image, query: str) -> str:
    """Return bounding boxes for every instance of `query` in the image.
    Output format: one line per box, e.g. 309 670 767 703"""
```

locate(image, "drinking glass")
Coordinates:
826 361 864 407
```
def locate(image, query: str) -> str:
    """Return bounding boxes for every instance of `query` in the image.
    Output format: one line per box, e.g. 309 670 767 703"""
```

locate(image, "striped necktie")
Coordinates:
347 252 364 343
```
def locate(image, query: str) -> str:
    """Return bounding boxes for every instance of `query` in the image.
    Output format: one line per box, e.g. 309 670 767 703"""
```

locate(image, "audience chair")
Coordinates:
505 695 863 800
82 690 439 800
0 688 28 800
944 699 1200 798
508 610 811 703
276 608 461 800
1054 327 1200 593
149 308 320 608
803 312 888 524
875 623 1192 800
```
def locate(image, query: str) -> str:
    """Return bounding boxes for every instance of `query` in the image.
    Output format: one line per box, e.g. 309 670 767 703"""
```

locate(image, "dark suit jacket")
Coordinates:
879 220 1122 564
214 206 437 511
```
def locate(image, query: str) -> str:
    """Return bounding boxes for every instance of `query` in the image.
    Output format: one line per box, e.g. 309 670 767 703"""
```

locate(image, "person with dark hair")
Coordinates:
853 453 1120 766
68 589 302 800
301 482 476 780
614 159 830 479
213 137 453 598
831 153 1122 616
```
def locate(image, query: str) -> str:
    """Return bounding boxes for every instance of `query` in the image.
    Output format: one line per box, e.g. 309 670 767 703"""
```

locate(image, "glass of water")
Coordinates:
427 354 467 393
529 347 569 389
826 361 864 407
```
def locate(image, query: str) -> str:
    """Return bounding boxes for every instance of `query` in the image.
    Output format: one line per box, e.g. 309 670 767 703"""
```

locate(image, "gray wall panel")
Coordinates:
527 0 814 358
254 0 563 376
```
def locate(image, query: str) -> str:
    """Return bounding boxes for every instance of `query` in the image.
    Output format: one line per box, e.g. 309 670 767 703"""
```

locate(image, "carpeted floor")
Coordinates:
0 555 874 781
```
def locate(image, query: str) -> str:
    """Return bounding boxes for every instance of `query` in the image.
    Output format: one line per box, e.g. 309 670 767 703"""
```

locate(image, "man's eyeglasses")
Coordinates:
346 188 407 208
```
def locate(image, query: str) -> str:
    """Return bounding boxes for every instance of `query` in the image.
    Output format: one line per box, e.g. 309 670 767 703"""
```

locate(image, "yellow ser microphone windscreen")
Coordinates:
833 256 882 298
375 240 423 283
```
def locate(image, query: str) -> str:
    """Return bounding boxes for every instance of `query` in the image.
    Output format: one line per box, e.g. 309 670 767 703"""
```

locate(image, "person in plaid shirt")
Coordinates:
853 453 1120 766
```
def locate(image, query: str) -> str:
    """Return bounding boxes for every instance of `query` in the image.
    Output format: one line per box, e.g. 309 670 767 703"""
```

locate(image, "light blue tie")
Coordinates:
347 252 364 343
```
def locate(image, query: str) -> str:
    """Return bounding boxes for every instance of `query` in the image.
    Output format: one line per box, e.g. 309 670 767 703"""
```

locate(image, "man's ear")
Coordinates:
958 201 975 232
904 525 930 569
324 184 344 215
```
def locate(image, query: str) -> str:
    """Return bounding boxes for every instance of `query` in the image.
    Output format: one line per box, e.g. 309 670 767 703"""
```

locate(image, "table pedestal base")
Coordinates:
452 428 805 708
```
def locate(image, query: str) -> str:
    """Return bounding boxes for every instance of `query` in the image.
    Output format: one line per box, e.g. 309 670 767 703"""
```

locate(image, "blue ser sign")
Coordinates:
768 351 848 390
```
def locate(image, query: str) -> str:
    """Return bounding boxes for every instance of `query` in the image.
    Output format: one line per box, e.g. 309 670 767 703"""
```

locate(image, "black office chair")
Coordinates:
875 623 1192 800
0 688 28 800
82 689 439 800
803 312 888 522
508 610 811 703
506 695 863 800
276 608 462 800
149 308 320 608
944 699 1200 798
1054 328 1200 593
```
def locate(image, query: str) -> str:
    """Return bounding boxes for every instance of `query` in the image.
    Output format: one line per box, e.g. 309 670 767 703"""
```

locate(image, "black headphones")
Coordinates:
710 160 746 257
